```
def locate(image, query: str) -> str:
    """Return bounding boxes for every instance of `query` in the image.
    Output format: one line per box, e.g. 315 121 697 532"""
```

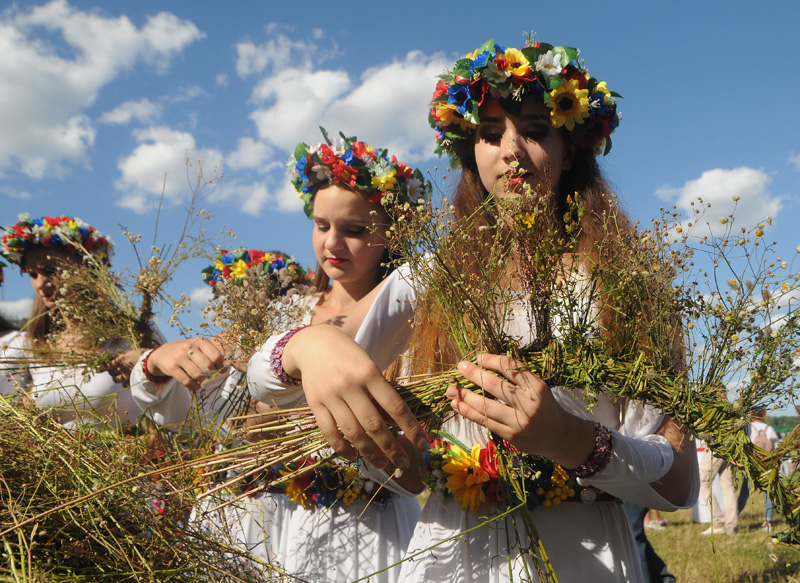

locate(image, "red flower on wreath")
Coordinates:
391 156 414 180
561 66 589 89
249 249 266 264
493 55 510 72
331 161 357 187
431 79 449 101
317 144 338 166
351 141 369 159
479 441 501 479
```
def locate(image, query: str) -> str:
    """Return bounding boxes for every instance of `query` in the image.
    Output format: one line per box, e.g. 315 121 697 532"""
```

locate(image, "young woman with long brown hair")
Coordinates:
259 37 699 582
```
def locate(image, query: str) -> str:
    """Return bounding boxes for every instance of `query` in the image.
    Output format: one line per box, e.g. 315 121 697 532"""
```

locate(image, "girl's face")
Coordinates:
311 185 390 289
24 246 80 309
473 95 573 198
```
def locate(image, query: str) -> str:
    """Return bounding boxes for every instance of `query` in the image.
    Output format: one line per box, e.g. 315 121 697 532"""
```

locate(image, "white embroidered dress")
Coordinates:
245 282 421 583
1 331 140 429
254 264 700 583
131 284 420 582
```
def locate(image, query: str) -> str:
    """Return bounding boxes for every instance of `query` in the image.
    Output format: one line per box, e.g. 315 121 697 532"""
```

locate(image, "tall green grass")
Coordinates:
652 492 800 582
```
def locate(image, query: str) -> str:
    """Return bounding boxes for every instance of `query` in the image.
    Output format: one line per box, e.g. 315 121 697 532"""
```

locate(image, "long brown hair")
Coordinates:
22 295 54 348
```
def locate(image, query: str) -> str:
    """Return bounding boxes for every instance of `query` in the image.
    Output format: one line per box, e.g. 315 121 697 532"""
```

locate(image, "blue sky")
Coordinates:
1 0 799 345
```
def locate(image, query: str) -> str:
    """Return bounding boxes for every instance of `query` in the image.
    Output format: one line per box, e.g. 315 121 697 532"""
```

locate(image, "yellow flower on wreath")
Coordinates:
504 47 530 78
547 79 590 131
230 259 249 279
436 104 477 131
443 443 492 513
282 475 312 509
371 169 398 192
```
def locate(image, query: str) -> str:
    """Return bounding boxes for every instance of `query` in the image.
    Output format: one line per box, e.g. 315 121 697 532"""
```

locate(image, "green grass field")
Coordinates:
649 494 800 582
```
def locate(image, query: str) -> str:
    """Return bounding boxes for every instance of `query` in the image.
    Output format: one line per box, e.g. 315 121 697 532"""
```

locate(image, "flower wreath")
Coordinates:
1 213 113 270
424 436 585 514
429 36 621 167
205 457 393 511
201 248 313 295
289 127 431 219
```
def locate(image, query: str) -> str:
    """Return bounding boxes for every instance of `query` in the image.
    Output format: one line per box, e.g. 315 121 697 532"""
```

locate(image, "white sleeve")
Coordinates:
130 353 193 430
130 350 245 433
246 333 306 408
580 401 699 511
0 331 29 396
248 263 418 407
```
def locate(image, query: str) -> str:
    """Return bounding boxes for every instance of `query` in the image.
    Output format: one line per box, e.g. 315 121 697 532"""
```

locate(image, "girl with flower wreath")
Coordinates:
240 130 431 582
127 248 314 575
256 38 700 582
0 214 144 429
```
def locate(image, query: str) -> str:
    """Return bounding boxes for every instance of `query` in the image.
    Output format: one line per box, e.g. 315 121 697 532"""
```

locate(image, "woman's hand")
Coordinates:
281 325 428 470
106 348 146 385
452 353 697 506
447 353 596 469
146 337 227 392
240 399 277 442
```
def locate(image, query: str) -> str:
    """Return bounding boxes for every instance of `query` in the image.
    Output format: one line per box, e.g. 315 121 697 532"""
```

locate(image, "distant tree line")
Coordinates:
768 415 799 437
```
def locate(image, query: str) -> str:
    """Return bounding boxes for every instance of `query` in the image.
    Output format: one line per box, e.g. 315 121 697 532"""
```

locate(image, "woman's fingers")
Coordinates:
287 326 425 468
309 400 358 462
368 379 428 454
474 353 540 389
191 338 226 370
148 338 226 391
446 384 513 439
308 381 407 469
456 359 536 411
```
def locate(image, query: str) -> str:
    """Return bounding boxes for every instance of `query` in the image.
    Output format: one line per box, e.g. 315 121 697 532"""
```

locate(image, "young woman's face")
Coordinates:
311 185 390 288
473 95 572 198
24 246 80 309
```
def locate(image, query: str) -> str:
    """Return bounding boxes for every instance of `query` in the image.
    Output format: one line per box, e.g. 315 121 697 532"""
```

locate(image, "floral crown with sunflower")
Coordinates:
201 247 313 296
289 127 431 219
1 213 113 271
429 36 621 168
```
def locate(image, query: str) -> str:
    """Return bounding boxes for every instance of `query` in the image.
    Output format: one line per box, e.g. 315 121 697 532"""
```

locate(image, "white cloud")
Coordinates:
99 99 160 124
0 185 33 199
114 126 223 213
225 137 276 172
656 167 782 235
273 180 303 213
0 297 33 325
235 29 323 78
0 1 203 178
188 286 212 307
166 85 206 104
790 152 800 172
248 50 449 165
211 37 450 217
208 179 301 216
